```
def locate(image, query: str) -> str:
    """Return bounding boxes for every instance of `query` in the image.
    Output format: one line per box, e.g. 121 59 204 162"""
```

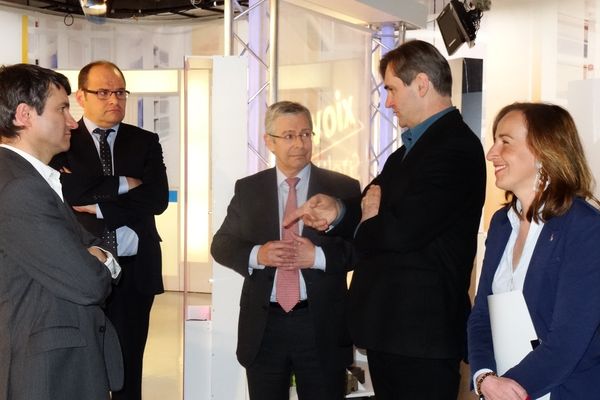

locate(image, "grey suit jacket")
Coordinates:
0 147 123 400
211 164 361 371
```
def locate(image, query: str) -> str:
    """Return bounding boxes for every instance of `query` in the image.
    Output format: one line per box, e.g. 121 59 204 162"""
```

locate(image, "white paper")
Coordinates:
488 290 550 400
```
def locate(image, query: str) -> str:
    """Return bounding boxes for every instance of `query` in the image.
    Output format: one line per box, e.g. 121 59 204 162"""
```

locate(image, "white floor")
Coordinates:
143 291 210 400
141 291 476 400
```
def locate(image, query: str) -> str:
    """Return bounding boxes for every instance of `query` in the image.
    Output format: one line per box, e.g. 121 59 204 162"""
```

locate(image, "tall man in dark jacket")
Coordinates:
288 40 486 399
211 101 361 400
51 60 169 400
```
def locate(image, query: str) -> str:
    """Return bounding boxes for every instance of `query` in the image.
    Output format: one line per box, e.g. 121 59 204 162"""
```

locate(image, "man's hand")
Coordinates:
87 246 107 263
480 375 529 400
360 185 381 223
126 177 143 190
73 204 97 214
284 193 339 231
289 232 315 269
257 240 297 268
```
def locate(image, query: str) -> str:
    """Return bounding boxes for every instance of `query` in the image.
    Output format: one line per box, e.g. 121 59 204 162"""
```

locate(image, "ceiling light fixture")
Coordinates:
79 0 108 17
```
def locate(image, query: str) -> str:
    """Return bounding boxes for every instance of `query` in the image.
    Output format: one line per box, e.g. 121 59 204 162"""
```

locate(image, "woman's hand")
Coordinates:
480 375 529 400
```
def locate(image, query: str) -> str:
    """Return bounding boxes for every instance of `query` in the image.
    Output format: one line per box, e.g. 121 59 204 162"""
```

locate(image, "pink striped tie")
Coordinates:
276 177 300 312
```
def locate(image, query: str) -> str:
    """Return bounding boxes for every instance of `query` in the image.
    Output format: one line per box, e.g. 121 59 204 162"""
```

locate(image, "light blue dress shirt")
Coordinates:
248 163 326 301
83 117 139 257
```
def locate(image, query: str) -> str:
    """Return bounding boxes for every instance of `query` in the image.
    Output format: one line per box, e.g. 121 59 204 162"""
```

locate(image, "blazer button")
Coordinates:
99 326 106 333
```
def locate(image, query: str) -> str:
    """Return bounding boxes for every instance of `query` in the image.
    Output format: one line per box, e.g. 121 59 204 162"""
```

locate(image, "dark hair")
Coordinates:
78 60 126 89
379 40 452 97
265 101 313 134
493 102 598 221
0 63 71 139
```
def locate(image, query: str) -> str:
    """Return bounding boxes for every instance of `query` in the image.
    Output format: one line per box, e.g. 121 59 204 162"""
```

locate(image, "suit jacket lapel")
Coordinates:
303 164 323 243
112 125 130 175
73 120 103 175
481 211 512 290
307 163 322 198
0 148 79 233
523 216 562 295
262 168 280 240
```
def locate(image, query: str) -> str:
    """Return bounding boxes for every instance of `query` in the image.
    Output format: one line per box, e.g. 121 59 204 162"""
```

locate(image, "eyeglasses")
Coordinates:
82 88 130 100
267 130 315 142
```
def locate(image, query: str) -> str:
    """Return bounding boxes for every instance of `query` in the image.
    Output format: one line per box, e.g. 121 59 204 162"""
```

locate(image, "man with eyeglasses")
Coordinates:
211 101 361 399
50 60 169 400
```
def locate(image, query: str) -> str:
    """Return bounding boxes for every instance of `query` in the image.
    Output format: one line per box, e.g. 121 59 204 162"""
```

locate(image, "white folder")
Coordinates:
488 290 550 399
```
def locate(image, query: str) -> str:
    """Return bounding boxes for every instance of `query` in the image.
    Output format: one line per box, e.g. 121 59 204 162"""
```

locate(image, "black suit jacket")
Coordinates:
210 164 361 371
50 120 169 295
340 109 486 359
0 147 123 400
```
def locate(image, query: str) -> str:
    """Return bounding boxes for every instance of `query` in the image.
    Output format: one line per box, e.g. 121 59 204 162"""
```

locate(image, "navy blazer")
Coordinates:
468 198 600 399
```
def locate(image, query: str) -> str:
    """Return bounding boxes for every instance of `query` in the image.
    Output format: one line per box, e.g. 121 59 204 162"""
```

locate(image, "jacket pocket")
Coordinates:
28 326 86 354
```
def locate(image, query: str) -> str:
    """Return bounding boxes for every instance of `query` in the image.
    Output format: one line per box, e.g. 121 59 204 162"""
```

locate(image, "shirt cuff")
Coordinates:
96 204 103 219
313 246 326 271
92 246 121 279
248 245 265 275
473 368 494 395
325 199 345 233
118 176 129 195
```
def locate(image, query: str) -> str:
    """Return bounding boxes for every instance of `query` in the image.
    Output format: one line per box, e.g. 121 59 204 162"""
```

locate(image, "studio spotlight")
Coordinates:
436 0 490 56
79 0 108 17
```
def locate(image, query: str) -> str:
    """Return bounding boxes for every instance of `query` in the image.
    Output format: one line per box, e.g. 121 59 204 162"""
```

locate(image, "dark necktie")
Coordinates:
276 177 300 312
94 128 117 256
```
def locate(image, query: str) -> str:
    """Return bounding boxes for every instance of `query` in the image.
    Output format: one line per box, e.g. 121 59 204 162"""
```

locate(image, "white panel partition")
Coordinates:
568 79 600 200
184 55 248 399
210 55 249 400
0 10 22 64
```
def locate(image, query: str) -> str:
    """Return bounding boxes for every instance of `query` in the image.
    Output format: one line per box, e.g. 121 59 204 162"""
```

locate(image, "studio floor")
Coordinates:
141 291 476 400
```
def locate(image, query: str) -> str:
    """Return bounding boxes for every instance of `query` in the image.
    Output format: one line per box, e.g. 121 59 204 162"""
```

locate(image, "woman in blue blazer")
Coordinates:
468 102 600 400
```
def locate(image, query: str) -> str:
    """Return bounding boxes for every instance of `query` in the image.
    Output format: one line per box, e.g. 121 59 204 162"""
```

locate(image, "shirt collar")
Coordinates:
507 200 545 230
276 163 311 188
0 144 63 199
401 106 455 154
83 116 120 138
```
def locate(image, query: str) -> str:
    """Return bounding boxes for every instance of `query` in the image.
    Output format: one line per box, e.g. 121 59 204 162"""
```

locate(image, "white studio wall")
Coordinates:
568 79 600 200
0 10 23 64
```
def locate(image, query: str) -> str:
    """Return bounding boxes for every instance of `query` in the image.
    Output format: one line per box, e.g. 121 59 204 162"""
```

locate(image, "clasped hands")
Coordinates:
257 232 315 270
282 184 382 230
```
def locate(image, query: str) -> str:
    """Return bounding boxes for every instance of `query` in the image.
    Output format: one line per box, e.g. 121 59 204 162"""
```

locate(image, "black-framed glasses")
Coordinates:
82 88 130 100
267 130 315 142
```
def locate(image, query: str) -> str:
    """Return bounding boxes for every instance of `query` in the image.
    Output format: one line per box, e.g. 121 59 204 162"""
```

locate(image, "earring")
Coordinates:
533 161 549 192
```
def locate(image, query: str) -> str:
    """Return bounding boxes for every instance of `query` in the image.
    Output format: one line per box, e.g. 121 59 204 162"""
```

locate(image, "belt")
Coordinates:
269 300 309 312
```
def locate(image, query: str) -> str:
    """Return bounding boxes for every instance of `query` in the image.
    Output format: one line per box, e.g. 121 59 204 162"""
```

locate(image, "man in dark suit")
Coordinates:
210 101 361 400
289 40 486 399
0 64 123 400
50 60 169 400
